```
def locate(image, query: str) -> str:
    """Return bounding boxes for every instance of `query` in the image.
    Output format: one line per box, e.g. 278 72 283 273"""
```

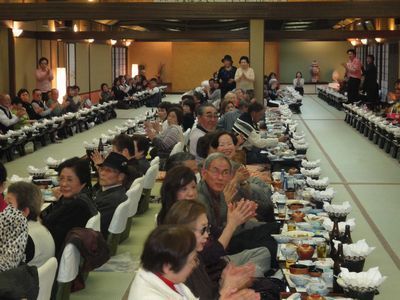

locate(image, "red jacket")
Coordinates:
0 194 7 212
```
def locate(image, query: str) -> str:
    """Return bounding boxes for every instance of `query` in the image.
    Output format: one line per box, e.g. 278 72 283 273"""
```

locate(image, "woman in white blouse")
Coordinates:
128 225 199 300
234 56 255 92
293 71 305 96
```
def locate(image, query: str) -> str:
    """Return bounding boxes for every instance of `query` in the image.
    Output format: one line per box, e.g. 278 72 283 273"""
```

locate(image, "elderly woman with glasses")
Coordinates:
163 200 277 300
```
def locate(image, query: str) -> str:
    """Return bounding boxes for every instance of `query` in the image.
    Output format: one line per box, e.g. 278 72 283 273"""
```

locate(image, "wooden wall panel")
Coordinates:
15 38 37 93
75 42 89 92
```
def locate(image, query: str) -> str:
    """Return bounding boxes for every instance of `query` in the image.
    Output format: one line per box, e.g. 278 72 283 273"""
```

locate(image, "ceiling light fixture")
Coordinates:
284 25 310 29
230 27 248 32
361 38 368 45
375 38 383 43
110 39 117 45
285 21 312 25
73 24 78 32
166 28 181 32
12 27 23 37
87 38 94 43
350 39 358 46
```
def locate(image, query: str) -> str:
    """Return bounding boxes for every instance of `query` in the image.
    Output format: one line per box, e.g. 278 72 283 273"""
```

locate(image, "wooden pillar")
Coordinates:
7 28 16 97
250 19 265 103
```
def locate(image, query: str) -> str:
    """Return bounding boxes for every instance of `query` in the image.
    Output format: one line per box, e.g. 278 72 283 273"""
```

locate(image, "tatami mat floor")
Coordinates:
4 94 399 299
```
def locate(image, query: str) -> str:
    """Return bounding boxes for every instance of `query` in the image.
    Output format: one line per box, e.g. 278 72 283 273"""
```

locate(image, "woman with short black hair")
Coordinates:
157 166 198 225
41 157 97 256
147 108 184 159
128 225 198 300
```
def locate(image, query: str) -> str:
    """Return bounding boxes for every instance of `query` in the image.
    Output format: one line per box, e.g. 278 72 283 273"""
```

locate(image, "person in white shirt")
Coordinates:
189 104 218 161
128 225 199 300
5 181 55 268
234 56 255 92
0 93 24 133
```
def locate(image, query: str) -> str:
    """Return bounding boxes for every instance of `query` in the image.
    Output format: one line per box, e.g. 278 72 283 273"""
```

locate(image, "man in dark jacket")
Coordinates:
95 152 128 238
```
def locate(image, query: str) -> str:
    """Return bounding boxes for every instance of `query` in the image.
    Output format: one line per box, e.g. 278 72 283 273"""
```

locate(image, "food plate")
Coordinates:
283 230 314 239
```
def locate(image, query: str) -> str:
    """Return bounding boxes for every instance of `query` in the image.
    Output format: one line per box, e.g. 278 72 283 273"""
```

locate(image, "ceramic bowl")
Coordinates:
281 244 297 257
290 274 309 286
306 282 328 296
290 264 309 275
271 234 292 244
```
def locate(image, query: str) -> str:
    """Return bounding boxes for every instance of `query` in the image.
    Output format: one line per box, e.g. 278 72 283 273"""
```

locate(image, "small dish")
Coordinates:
289 264 309 275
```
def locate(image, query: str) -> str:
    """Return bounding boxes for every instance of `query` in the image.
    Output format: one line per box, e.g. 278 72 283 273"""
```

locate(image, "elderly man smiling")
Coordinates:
95 152 129 238
197 152 279 268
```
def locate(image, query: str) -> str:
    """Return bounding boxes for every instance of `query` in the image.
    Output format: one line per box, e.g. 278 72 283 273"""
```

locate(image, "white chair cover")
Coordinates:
183 128 191 147
85 212 101 232
127 176 144 193
126 184 142 218
108 199 130 235
150 156 160 166
57 244 80 283
170 141 183 156
37 257 58 300
143 164 159 190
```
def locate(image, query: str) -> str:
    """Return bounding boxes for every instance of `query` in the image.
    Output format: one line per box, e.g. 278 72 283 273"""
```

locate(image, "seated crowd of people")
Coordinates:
0 56 293 299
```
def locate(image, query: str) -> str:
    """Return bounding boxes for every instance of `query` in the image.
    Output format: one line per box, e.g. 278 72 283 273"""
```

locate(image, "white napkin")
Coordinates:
323 218 355 233
312 187 335 201
293 132 305 140
292 138 307 145
338 267 387 289
301 167 321 177
46 157 59 165
292 141 309 150
307 177 329 188
9 174 32 183
301 159 321 168
271 192 287 204
324 201 352 214
83 141 96 149
333 239 375 257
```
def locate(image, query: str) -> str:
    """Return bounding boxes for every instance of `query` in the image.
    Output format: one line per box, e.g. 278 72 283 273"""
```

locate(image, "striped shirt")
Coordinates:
232 112 278 150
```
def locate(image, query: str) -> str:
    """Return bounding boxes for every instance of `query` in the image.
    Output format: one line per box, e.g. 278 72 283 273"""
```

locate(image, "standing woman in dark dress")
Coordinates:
362 54 379 103
217 55 237 98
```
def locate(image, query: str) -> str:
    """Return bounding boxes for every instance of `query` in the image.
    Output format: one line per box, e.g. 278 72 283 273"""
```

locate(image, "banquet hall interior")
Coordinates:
0 1 399 300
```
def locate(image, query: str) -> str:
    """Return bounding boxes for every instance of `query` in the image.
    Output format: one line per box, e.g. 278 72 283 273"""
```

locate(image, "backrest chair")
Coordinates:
85 212 101 232
55 244 80 300
137 163 159 214
107 199 130 256
37 257 58 300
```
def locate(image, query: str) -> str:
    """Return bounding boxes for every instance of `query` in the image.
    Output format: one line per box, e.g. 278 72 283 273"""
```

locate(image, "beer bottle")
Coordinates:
333 243 345 293
330 219 340 258
98 138 104 153
341 225 353 244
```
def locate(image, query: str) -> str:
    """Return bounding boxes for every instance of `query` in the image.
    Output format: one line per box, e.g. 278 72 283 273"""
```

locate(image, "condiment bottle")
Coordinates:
333 242 345 293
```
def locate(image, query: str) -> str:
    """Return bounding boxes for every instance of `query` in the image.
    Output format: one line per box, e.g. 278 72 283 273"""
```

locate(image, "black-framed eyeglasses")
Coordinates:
196 224 211 235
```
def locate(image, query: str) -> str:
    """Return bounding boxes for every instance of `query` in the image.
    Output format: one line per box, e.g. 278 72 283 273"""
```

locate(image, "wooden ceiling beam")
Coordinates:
1 2 400 21
23 29 400 42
